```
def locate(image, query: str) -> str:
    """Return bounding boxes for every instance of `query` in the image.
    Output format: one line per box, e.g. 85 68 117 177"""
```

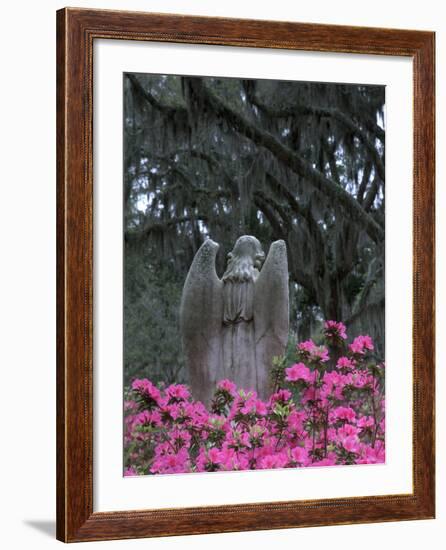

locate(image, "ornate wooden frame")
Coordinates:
56 7 435 542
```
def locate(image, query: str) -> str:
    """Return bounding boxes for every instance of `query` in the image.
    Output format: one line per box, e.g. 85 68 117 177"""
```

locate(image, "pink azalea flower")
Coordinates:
337 423 360 439
131 378 161 403
351 372 370 388
285 362 312 382
358 441 385 464
349 335 374 355
217 379 237 396
151 448 190 474
166 384 190 401
298 340 330 363
342 435 361 454
309 453 337 467
170 428 192 449
336 356 355 370
239 396 256 415
298 340 317 353
331 406 356 423
300 385 318 405
254 399 268 416
270 389 292 404
196 447 224 471
321 370 348 400
259 453 288 470
324 320 347 340
208 447 223 463
357 416 375 428
165 402 181 420
313 346 330 362
290 446 309 465
219 448 250 471
287 410 306 432
136 409 162 428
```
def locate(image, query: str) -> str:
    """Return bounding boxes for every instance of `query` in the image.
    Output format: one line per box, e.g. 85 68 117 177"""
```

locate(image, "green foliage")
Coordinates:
124 248 186 385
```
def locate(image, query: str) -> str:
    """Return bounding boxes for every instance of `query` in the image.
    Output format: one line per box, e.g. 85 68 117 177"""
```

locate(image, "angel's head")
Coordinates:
222 235 265 283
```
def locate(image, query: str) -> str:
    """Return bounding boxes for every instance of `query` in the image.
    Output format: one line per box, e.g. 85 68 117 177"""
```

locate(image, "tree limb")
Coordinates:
127 75 384 242
264 172 327 272
125 215 209 243
126 74 187 117
187 78 384 244
363 176 381 211
244 84 385 181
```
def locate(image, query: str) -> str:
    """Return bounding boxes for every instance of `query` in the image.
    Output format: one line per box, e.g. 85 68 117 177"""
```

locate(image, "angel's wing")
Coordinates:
179 239 223 404
254 240 289 398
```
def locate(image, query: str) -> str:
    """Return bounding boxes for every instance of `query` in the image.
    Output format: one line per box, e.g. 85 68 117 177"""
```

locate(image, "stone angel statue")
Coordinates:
180 236 289 405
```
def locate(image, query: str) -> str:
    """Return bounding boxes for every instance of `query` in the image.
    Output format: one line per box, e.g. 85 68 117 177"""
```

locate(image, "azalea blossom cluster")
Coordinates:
124 321 385 476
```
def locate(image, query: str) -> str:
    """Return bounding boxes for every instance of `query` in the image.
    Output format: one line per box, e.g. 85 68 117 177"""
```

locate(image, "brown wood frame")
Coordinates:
56 7 435 542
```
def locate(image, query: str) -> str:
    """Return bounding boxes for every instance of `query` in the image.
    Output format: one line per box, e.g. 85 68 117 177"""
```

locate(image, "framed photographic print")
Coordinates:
56 7 435 542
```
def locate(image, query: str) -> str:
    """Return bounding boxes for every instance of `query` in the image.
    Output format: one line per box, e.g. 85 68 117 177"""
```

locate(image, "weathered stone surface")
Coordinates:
179 239 223 405
180 236 289 404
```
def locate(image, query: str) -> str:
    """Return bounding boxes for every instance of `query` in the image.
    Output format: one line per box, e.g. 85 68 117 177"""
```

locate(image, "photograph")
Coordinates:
0 0 440 546
122 72 386 476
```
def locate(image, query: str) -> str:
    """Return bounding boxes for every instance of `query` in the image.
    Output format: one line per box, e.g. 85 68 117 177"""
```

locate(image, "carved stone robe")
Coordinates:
222 279 257 390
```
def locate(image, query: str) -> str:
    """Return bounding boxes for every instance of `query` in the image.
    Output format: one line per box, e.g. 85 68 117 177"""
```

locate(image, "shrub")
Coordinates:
124 321 385 475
